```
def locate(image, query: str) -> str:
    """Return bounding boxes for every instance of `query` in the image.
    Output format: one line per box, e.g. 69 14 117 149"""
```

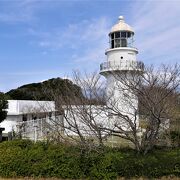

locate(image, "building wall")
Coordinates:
106 48 137 64
105 73 139 130
0 115 21 133
0 100 55 134
63 106 109 136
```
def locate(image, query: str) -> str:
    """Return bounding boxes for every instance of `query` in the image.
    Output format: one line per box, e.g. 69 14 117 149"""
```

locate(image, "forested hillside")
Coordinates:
6 78 84 101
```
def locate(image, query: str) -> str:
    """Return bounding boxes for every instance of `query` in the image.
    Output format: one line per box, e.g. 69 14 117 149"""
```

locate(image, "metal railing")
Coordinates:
17 116 62 141
100 60 144 72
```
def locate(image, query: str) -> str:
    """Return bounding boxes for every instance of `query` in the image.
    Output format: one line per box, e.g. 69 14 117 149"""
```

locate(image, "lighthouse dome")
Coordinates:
110 16 134 34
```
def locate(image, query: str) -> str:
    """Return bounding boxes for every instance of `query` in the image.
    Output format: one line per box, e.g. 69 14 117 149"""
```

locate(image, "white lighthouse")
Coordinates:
100 16 144 129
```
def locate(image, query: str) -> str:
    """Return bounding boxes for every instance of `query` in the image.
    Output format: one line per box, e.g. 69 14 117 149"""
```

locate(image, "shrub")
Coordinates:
170 131 180 147
0 140 179 179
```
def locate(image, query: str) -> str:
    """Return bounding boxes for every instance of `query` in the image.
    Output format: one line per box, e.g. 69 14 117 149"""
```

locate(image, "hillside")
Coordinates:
6 78 84 101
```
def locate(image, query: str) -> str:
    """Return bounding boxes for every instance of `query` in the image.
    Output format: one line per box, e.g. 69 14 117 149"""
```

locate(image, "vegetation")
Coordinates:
0 92 8 123
1 65 179 179
6 78 84 101
0 140 179 179
37 65 180 154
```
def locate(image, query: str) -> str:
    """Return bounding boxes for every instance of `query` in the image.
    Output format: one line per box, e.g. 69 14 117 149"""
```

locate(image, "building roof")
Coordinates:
110 16 134 34
7 100 55 115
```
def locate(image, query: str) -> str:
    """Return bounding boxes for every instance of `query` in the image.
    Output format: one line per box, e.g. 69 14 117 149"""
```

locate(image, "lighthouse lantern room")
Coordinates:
110 16 134 48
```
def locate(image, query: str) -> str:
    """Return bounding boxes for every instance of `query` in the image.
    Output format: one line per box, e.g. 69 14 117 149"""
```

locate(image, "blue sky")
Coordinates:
0 0 180 92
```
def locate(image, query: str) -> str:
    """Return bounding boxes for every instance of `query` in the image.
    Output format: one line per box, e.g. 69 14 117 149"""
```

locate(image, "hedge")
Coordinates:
0 140 179 179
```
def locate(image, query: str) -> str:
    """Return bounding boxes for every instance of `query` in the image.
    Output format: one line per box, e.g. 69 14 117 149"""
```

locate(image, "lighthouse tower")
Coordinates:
100 16 143 128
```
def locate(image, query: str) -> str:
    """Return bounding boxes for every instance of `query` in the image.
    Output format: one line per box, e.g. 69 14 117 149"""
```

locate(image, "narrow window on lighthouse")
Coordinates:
111 33 114 48
121 39 127 47
120 31 127 47
115 32 120 48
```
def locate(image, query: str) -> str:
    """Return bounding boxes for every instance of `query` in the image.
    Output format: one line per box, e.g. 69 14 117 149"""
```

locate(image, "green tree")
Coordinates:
0 92 8 123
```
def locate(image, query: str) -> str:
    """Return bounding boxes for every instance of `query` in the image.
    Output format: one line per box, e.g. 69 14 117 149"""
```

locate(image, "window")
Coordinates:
121 39 127 47
110 31 133 48
111 40 114 48
115 32 120 38
22 114 27 121
127 32 131 38
32 114 37 120
115 39 120 48
121 32 126 38
111 33 114 40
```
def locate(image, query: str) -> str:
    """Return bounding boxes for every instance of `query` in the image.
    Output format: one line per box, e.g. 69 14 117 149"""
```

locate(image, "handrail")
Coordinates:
100 60 144 72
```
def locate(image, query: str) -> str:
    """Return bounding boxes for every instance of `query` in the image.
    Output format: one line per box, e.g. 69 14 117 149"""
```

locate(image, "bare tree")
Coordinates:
61 71 110 150
101 64 180 154
30 64 179 154
39 71 109 150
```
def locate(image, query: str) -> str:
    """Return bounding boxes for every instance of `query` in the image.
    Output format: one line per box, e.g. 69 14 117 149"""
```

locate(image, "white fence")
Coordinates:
17 116 63 141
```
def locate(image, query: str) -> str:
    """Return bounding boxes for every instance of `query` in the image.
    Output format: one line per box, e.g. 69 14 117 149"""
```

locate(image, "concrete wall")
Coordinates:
0 100 55 134
105 73 139 130
105 47 138 64
63 106 109 136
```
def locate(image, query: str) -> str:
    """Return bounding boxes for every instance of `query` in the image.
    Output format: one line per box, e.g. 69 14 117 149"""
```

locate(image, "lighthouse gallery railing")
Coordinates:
100 60 144 72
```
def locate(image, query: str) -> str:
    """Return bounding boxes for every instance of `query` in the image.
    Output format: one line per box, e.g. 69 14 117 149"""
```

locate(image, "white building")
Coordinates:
0 100 55 138
0 16 145 142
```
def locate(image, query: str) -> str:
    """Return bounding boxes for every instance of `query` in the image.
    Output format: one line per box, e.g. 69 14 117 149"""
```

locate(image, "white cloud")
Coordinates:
131 1 180 64
37 17 110 48
0 1 36 23
0 0 46 24
32 1 180 67
68 17 110 64
31 16 111 69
